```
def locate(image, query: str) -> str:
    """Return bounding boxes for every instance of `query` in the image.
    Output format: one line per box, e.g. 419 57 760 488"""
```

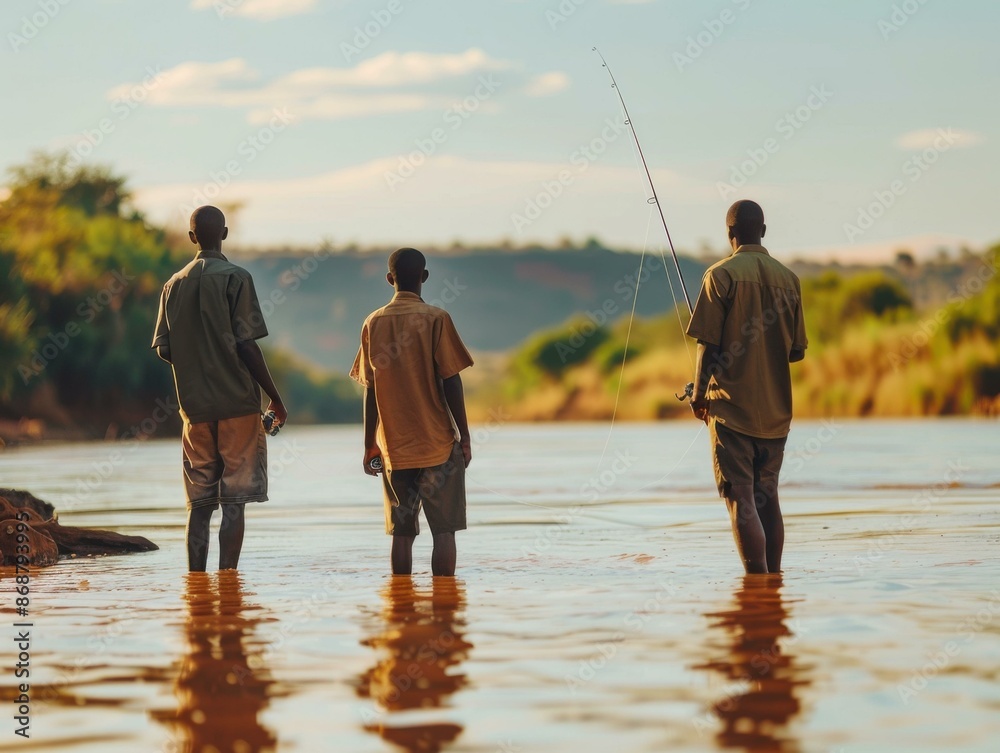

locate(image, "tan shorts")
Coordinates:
182 413 268 510
709 419 786 498
381 443 467 536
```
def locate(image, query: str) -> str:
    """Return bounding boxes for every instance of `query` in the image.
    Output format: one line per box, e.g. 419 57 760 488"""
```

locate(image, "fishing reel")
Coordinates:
675 382 694 402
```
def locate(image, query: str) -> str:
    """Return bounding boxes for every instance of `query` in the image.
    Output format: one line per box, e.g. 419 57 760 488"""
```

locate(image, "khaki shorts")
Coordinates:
182 413 268 510
709 419 786 498
381 443 467 536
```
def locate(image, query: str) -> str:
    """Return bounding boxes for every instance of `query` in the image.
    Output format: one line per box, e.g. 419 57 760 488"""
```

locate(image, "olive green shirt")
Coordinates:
152 251 268 424
686 245 807 439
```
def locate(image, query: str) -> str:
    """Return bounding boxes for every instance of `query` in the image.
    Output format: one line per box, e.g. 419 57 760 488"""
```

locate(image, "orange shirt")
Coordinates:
351 292 474 470
686 245 808 439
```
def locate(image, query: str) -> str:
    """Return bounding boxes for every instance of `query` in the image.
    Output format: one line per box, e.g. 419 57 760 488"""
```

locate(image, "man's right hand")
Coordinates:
364 445 383 477
266 400 288 428
690 394 710 424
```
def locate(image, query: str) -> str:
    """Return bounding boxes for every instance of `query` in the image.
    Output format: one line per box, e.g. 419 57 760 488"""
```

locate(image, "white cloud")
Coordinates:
107 50 515 122
896 128 984 151
132 155 714 247
190 0 318 21
524 71 570 97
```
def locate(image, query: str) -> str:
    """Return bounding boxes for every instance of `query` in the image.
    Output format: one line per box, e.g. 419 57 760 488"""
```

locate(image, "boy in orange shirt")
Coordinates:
351 248 474 576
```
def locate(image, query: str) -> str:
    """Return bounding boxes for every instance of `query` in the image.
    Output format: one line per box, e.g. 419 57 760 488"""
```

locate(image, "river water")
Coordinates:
1 419 998 752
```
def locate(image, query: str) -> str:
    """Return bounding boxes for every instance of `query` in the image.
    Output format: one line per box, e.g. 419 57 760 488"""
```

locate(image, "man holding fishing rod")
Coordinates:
686 200 808 574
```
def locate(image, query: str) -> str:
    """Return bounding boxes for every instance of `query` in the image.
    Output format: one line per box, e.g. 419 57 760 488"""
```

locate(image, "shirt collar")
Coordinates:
196 249 227 260
734 244 769 256
391 291 424 302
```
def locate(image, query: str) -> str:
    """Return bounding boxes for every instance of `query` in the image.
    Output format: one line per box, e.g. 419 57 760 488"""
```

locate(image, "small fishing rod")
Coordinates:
593 46 695 402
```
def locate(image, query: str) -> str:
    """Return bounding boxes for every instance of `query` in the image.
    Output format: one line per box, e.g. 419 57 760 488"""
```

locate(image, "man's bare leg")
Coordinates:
391 535 415 575
755 482 784 573
431 532 456 577
218 504 245 570
725 483 768 574
187 506 214 572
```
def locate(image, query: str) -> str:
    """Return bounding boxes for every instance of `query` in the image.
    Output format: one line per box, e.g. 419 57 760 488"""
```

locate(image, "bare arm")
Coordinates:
443 373 472 467
691 340 722 424
362 386 382 476
235 339 287 424
155 345 171 364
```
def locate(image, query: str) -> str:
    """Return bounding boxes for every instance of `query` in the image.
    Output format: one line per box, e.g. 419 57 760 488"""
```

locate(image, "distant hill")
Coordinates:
239 242 990 375
238 241 709 371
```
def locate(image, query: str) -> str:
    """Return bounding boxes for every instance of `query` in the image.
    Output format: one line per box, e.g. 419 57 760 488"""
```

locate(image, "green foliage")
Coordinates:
508 317 610 390
802 270 913 344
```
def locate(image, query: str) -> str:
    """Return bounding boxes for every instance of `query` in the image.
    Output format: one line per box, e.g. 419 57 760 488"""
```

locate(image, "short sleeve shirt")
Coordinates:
350 292 474 470
152 251 268 424
685 245 807 439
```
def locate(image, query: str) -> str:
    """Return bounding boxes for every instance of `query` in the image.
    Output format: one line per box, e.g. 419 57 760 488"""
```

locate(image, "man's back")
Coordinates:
153 252 267 424
351 291 473 470
687 244 807 439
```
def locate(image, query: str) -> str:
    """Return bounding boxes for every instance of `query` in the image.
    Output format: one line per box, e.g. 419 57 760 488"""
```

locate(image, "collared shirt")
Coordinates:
351 291 474 470
152 251 268 424
686 244 808 439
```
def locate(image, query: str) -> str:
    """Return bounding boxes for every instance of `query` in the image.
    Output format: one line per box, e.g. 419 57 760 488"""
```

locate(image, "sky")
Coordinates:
1 0 998 260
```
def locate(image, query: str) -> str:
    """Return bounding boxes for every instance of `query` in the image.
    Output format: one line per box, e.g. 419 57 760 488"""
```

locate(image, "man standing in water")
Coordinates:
686 200 807 574
351 248 474 577
153 205 287 571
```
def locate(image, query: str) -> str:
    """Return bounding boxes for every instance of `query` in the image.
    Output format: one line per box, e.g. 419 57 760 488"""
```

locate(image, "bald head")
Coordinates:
726 199 766 247
189 205 227 250
387 247 428 292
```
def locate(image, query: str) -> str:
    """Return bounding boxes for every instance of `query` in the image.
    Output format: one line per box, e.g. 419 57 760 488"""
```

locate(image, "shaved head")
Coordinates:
189 205 226 249
388 247 427 290
726 200 765 244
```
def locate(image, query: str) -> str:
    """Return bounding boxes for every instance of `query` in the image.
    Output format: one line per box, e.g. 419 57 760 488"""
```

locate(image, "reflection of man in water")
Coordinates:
152 571 277 752
357 577 473 753
696 575 809 752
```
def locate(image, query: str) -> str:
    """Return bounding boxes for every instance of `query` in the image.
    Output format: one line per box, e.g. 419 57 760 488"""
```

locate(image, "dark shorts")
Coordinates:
182 413 268 510
381 443 467 536
709 419 786 498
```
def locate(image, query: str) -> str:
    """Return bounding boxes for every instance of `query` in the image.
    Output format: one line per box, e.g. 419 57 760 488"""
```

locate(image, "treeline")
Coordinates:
0 155 358 442
473 249 1000 420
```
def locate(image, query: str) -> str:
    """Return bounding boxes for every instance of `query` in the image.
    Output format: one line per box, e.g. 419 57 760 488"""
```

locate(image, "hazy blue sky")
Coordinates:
2 0 996 258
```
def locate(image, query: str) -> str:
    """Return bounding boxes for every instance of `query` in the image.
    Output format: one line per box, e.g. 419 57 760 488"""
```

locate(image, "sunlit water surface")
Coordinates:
1 420 998 752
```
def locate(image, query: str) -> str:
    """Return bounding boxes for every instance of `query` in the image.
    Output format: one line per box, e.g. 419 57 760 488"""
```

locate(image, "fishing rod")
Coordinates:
593 46 695 402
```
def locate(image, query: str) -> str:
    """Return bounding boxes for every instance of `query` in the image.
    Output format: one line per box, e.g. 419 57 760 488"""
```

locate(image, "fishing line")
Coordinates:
596 206 654 472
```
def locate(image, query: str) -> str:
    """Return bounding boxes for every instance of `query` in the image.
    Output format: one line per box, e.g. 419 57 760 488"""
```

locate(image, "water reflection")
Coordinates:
152 571 277 752
696 575 809 752
357 576 473 753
